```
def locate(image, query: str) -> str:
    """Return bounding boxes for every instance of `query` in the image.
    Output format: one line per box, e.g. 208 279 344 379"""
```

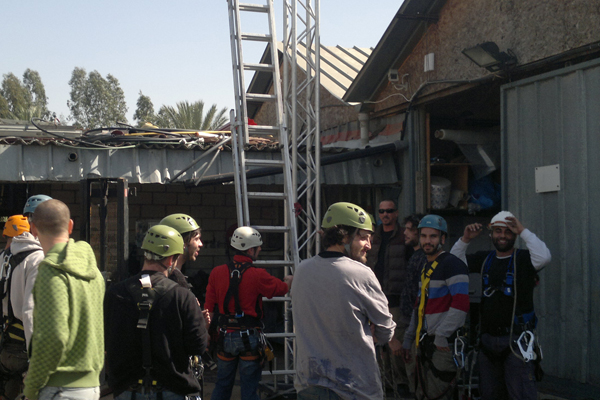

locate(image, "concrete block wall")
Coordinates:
14 182 283 280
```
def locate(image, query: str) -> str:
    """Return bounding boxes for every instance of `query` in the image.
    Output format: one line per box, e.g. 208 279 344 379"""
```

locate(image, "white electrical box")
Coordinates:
424 53 435 72
535 164 561 193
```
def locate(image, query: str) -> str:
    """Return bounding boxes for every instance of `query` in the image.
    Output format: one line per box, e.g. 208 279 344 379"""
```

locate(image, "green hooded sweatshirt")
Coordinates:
23 239 105 400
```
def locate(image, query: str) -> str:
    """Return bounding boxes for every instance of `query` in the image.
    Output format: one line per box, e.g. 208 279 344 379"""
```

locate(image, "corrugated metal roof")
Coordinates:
246 43 372 117
278 42 372 102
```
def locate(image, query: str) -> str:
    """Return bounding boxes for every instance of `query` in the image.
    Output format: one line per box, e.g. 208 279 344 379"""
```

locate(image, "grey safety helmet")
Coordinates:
23 194 52 215
418 214 448 235
141 225 185 258
321 202 373 232
230 226 263 251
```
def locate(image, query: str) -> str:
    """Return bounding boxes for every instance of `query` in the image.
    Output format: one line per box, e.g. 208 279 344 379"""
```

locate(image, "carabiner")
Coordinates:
517 331 536 362
453 336 465 368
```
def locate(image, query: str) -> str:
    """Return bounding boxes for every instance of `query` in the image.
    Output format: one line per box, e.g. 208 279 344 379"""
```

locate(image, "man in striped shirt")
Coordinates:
401 215 469 400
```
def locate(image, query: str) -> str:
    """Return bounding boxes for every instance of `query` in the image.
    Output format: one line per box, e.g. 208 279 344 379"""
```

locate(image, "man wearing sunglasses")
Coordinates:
366 199 411 398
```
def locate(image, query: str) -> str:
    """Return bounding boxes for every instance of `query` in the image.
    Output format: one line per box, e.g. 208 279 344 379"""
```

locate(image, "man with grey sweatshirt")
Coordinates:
293 202 396 400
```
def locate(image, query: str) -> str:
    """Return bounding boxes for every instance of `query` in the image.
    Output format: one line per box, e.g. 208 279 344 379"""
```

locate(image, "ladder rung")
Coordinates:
262 296 292 302
239 3 270 12
253 259 294 267
241 33 271 42
248 124 279 134
246 93 277 102
262 369 295 376
252 225 289 233
264 332 295 338
243 63 274 72
244 158 284 167
248 192 286 200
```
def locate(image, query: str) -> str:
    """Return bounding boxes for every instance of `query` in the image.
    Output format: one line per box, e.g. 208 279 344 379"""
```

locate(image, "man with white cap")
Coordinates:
450 211 551 400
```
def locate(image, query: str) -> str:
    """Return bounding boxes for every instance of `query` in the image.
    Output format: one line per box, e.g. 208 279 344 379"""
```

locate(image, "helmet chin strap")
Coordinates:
343 243 351 255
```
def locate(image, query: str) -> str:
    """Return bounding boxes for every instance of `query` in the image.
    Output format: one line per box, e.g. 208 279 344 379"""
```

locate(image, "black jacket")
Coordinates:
104 270 209 396
366 222 407 297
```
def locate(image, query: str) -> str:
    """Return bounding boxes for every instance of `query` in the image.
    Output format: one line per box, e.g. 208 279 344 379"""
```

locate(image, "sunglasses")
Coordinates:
378 208 397 214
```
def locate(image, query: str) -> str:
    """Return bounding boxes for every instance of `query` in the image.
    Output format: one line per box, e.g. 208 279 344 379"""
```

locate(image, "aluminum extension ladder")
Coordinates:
227 0 299 393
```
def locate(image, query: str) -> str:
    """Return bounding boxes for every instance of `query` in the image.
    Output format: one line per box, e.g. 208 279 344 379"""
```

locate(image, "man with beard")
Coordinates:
159 214 203 289
366 200 410 397
450 211 551 400
399 213 426 394
293 202 396 400
402 215 469 400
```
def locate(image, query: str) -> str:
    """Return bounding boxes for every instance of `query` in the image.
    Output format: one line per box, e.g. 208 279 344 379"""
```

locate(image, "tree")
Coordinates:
23 69 48 117
0 71 49 120
67 67 128 129
133 91 156 127
156 100 228 130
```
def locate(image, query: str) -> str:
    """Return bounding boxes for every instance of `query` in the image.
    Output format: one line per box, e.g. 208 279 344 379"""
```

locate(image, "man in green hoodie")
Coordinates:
24 199 105 400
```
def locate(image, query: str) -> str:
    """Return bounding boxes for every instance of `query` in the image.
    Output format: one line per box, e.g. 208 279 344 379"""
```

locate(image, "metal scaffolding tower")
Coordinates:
283 0 321 259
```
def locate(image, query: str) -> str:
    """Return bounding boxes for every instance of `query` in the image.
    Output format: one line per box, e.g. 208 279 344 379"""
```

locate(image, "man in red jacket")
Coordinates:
205 226 292 400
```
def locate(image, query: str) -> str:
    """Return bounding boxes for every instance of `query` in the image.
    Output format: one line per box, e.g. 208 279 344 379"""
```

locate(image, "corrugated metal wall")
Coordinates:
501 58 600 383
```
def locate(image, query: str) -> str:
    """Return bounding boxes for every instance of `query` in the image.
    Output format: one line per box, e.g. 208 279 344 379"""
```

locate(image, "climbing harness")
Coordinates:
215 260 271 366
482 250 517 298
126 274 179 394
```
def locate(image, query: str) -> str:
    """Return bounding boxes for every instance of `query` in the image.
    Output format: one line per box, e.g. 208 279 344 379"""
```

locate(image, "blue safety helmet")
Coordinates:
23 194 52 215
418 214 447 235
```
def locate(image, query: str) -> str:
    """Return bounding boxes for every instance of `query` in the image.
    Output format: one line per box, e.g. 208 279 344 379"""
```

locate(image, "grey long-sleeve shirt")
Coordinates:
292 251 395 400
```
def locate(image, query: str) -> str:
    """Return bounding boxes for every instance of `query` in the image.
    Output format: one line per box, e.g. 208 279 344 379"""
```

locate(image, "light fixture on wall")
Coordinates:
462 42 517 72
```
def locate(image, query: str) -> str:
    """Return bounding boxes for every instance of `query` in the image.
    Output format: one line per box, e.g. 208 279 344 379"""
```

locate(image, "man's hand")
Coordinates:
203 309 211 326
505 216 525 235
436 345 451 352
284 275 293 289
461 223 483 243
401 348 412 363
388 337 402 356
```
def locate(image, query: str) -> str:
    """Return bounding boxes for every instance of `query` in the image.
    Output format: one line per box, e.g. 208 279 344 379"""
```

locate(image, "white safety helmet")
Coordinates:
489 211 515 228
230 226 263 251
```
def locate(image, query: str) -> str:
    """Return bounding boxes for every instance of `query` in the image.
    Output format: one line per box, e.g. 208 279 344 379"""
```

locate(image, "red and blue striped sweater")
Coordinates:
402 251 470 349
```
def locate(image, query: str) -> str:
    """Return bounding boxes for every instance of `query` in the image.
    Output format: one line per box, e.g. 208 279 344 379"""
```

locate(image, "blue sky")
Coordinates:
1 0 403 124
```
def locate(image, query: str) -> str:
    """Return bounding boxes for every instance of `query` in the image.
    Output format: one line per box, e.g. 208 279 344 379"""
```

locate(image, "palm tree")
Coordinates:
156 100 228 130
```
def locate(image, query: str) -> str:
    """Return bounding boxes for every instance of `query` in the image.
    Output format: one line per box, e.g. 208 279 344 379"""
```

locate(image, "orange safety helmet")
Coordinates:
3 215 30 238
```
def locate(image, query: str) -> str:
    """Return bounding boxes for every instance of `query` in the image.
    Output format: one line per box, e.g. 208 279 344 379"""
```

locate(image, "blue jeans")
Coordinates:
296 386 341 400
478 333 537 400
38 386 100 400
210 331 262 400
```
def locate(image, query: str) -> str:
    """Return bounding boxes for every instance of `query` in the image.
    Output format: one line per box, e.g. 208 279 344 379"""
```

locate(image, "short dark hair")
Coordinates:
31 199 70 236
379 199 398 209
403 213 424 229
322 225 357 249
182 229 200 245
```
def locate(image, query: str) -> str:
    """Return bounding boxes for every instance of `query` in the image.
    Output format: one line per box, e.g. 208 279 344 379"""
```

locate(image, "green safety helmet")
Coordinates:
418 214 448 234
159 213 200 235
141 225 184 258
321 202 373 232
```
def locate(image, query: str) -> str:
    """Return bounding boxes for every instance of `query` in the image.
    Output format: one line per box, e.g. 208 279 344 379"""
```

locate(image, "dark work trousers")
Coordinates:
478 333 537 400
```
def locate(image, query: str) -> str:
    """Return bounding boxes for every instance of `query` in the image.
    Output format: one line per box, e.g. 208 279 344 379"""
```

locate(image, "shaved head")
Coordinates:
31 199 71 236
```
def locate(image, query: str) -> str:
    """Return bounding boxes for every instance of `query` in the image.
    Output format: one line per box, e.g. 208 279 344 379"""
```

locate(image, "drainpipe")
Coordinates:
358 112 369 147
